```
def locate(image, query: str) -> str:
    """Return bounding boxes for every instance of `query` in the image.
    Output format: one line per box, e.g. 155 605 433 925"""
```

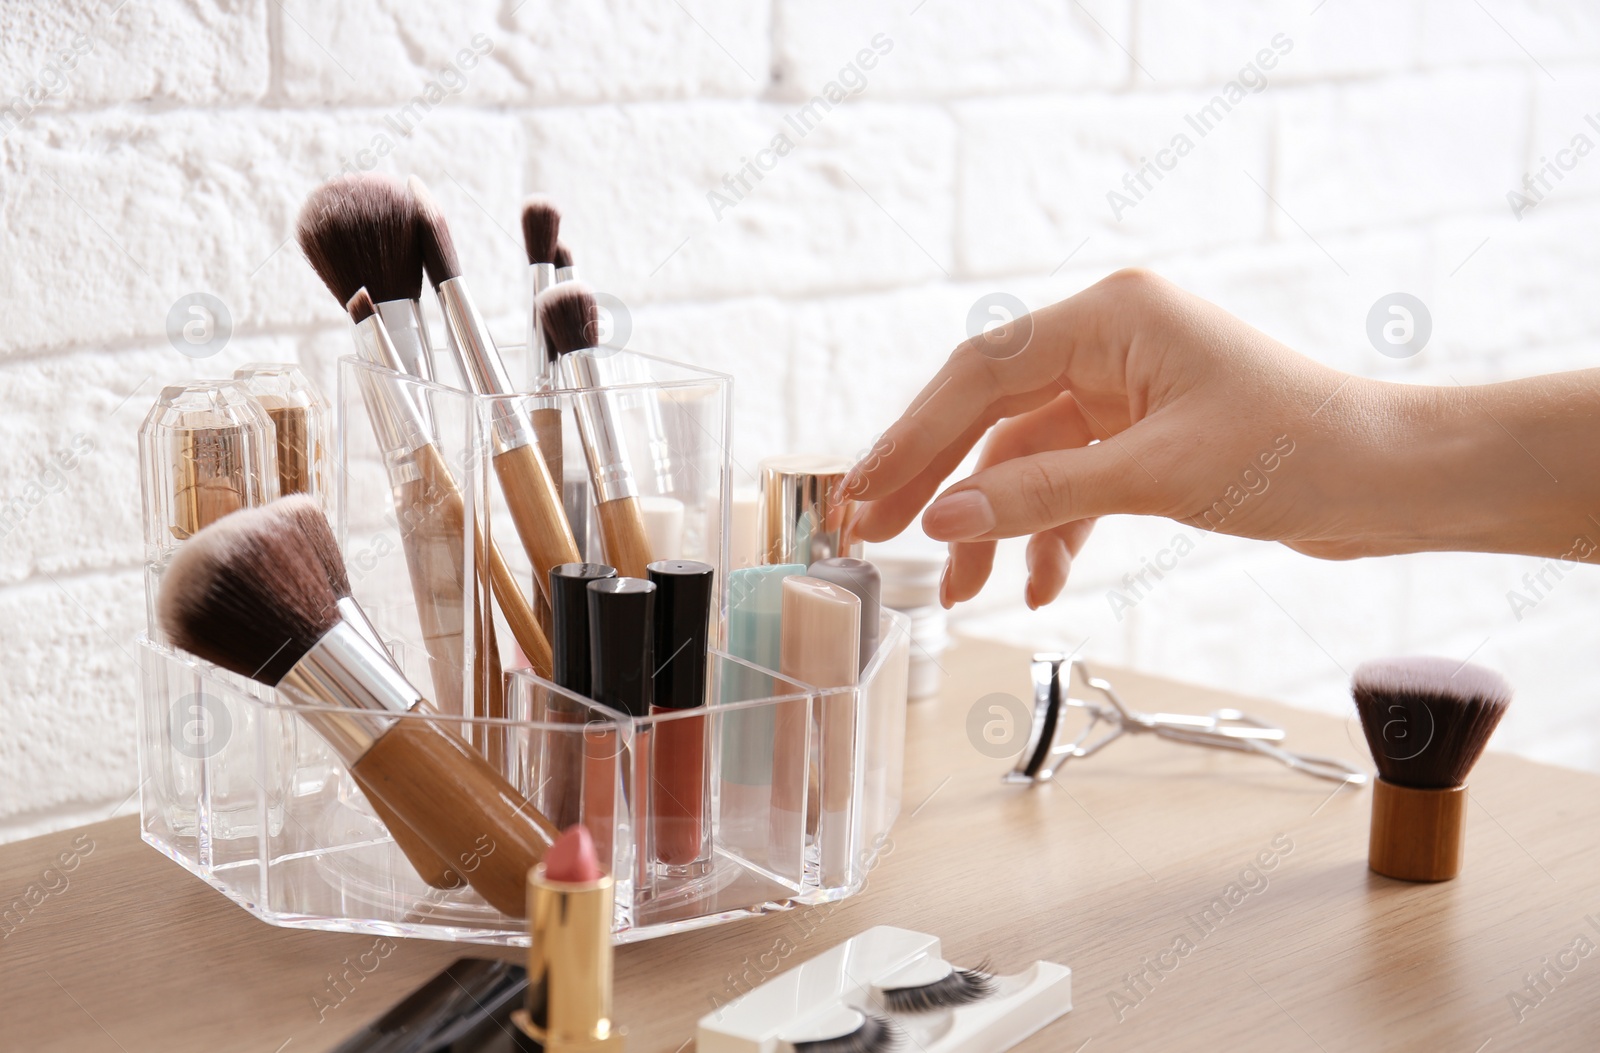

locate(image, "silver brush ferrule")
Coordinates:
436 276 533 452
609 353 676 493
527 262 557 387
375 299 434 384
276 620 421 763
337 596 389 659
351 317 431 459
559 349 638 505
555 264 578 284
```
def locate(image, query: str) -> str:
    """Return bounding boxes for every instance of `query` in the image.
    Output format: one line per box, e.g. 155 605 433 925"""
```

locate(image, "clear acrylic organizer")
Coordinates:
136 346 911 944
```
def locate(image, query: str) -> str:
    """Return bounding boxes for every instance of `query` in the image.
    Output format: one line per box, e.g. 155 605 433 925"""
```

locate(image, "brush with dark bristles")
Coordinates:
553 241 576 282
1353 656 1511 881
538 281 653 578
345 288 553 685
275 495 463 892
157 500 556 917
547 237 590 558
410 175 580 610
519 195 566 523
295 175 434 384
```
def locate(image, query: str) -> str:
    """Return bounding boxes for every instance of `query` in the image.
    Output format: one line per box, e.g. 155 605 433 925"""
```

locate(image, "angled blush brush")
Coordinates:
1354 656 1512 881
410 175 581 607
537 282 654 579
347 290 553 682
157 500 558 917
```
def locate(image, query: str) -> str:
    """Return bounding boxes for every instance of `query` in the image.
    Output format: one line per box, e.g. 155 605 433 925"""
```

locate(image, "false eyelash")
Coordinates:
790 1013 901 1053
880 963 997 1014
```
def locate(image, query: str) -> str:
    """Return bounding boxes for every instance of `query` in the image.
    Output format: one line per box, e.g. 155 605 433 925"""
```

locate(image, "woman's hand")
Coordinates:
843 269 1596 609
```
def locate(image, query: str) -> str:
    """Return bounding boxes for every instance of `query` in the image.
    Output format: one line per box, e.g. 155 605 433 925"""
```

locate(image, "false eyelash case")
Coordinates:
697 925 1072 1053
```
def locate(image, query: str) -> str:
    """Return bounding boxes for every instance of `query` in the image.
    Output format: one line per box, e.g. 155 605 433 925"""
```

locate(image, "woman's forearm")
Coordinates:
1375 370 1600 561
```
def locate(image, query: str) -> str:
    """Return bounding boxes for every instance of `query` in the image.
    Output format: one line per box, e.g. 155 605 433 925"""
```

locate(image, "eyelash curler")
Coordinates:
1006 656 1369 786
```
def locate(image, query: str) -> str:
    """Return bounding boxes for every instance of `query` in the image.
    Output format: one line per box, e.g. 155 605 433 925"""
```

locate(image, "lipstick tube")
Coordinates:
546 562 617 830
434 274 582 606
775 576 861 886
760 455 857 566
585 576 654 871
559 348 654 579
513 860 624 1052
648 559 713 877
273 620 558 917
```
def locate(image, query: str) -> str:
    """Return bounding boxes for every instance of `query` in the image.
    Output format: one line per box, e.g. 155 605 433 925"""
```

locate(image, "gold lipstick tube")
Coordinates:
513 864 625 1052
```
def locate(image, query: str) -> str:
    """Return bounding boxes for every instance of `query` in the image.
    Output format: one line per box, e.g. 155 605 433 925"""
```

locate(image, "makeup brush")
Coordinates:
553 241 576 283
295 174 434 385
347 286 553 684
410 175 581 607
277 496 462 891
1353 656 1511 882
538 281 654 579
158 500 558 917
520 195 565 511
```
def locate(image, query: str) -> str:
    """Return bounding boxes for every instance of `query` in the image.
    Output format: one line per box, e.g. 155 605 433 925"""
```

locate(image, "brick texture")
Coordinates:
3 2 1600 841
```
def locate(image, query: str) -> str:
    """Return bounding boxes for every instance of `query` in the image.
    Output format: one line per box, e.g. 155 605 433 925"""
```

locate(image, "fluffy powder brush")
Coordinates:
1353 657 1512 882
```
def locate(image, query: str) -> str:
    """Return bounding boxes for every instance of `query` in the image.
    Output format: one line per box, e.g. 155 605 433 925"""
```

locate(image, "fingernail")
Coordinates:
923 491 996 541
834 467 864 503
939 559 953 609
1024 579 1038 611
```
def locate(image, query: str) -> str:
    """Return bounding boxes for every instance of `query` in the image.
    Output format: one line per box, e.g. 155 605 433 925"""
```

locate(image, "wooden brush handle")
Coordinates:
485 538 553 679
493 443 580 603
350 769 461 890
1369 779 1467 882
530 405 563 501
413 442 553 680
394 461 468 719
596 495 654 579
352 715 558 918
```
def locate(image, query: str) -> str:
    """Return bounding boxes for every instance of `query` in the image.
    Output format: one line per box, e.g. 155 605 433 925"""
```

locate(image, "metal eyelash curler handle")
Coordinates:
1005 655 1368 786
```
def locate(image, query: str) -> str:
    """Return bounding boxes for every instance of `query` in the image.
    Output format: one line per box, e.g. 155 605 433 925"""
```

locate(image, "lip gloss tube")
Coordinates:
546 563 616 830
805 557 881 673
585 577 654 872
647 559 713 878
774 576 861 886
719 564 804 853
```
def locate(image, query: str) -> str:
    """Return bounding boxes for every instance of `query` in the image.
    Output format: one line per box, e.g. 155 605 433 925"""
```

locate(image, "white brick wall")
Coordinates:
2 1 1598 843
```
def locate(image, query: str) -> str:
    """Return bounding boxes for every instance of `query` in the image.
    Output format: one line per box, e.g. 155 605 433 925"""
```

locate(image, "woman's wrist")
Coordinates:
1371 373 1600 560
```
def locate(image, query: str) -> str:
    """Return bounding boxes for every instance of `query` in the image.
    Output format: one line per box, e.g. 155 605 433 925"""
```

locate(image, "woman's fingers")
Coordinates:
938 393 1098 600
1024 519 1096 608
852 417 994 543
842 277 1143 506
923 433 1163 542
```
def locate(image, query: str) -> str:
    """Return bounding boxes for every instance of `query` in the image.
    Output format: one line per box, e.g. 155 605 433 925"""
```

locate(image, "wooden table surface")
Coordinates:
4 637 1599 1052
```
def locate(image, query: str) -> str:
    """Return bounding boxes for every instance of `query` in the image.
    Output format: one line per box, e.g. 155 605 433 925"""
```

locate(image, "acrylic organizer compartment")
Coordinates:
510 609 910 941
136 345 911 944
138 618 907 943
